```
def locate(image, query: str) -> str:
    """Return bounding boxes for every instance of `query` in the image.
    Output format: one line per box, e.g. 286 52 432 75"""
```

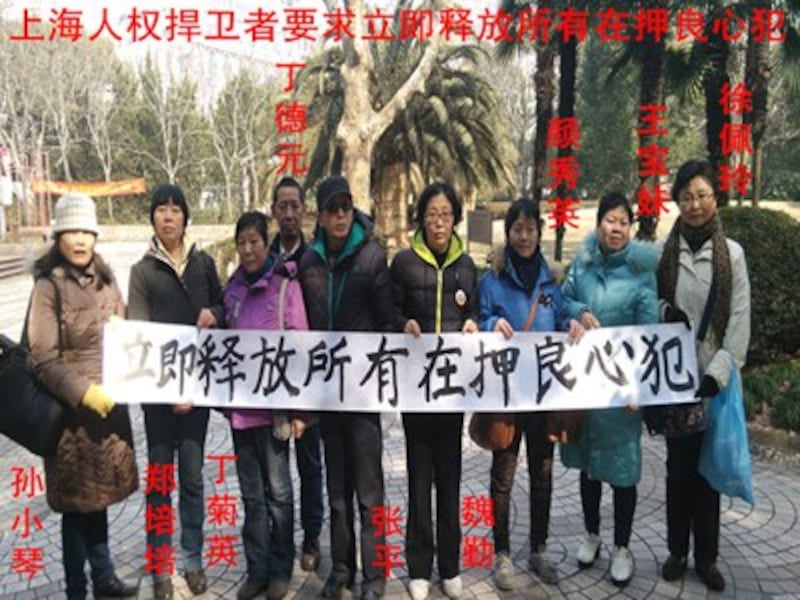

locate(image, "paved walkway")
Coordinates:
1 408 799 600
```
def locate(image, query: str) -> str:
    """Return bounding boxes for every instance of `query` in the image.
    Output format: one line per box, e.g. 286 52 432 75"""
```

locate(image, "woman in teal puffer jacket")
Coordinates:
559 192 659 588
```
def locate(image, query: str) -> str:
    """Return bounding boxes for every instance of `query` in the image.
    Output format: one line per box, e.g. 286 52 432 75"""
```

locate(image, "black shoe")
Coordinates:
301 536 321 572
696 563 725 592
266 579 290 600
321 577 351 600
153 579 174 600
661 555 687 581
237 580 268 600
184 569 208 595
360 585 384 600
94 575 139 598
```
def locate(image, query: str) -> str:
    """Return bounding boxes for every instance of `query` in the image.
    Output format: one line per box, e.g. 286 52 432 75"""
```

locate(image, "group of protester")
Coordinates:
23 157 749 600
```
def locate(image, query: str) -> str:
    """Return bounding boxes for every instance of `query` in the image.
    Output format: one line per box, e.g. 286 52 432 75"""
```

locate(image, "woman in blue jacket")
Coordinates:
560 192 659 587
479 198 583 591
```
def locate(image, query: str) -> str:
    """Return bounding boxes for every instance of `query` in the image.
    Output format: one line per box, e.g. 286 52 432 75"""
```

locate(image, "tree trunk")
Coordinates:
104 167 114 223
745 0 771 207
335 0 439 216
532 3 556 205
636 0 667 241
375 163 410 255
704 10 732 207
554 38 578 263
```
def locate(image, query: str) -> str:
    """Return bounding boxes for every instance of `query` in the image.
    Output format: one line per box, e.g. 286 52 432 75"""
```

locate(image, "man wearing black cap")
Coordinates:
299 175 393 600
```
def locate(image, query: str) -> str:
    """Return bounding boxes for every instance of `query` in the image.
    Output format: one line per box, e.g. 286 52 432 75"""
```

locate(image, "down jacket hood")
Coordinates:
575 231 660 274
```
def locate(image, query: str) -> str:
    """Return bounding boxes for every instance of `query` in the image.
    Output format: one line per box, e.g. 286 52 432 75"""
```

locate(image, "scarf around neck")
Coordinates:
657 213 732 342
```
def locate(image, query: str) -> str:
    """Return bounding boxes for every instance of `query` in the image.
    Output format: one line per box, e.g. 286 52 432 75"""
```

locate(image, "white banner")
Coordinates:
103 321 699 412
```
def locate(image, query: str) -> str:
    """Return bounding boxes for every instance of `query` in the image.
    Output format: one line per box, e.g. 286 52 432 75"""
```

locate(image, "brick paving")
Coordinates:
1 408 799 600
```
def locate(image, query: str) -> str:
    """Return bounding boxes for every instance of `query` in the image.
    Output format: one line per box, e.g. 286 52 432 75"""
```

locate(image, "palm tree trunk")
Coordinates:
554 38 578 263
705 8 732 207
745 0 771 207
532 6 556 205
636 0 667 241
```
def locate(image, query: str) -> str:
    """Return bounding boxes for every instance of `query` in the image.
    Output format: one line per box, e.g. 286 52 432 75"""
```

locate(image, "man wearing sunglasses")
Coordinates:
299 175 393 600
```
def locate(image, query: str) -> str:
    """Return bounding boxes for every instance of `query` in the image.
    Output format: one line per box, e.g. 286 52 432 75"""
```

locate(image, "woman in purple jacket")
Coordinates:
223 212 309 600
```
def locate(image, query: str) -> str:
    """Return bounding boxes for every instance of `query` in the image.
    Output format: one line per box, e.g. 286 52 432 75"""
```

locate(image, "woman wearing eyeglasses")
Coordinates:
655 159 750 592
390 182 478 600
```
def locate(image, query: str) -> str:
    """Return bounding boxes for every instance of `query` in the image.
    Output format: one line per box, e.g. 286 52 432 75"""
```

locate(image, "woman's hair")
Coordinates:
33 235 113 289
414 182 463 228
504 197 541 238
235 211 269 244
596 191 633 224
671 159 717 203
150 183 190 226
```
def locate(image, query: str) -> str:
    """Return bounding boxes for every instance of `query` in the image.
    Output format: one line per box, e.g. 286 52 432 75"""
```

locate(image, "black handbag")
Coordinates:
645 278 717 437
0 279 65 457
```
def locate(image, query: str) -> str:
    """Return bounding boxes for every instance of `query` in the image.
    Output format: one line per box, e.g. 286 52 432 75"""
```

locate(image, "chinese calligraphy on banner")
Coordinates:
104 320 698 412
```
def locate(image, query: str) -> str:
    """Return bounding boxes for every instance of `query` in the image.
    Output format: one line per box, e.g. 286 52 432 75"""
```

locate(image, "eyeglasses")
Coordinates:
325 198 353 213
679 192 714 206
424 212 454 224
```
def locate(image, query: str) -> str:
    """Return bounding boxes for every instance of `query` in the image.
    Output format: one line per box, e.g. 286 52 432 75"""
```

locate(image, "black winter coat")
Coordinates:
299 211 392 332
127 240 224 326
390 230 478 333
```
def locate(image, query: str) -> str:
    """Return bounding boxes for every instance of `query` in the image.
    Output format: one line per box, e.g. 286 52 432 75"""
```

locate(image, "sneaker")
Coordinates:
529 546 558 584
153 579 174 600
301 536 321 572
661 554 687 582
442 575 462 599
610 546 634 587
237 580 268 600
576 533 601 568
408 578 430 600
492 553 514 591
696 563 725 592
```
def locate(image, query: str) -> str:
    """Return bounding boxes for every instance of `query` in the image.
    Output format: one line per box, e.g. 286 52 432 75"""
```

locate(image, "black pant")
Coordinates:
403 412 463 580
666 431 720 567
143 405 209 578
295 421 324 540
580 471 637 548
321 412 385 592
490 413 553 554
62 510 115 600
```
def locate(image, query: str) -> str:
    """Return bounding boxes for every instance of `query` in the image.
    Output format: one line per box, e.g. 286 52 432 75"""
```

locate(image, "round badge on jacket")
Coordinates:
454 288 467 308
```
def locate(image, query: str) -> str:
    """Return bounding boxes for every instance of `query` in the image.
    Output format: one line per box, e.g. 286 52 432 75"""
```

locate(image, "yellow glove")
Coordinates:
81 384 114 418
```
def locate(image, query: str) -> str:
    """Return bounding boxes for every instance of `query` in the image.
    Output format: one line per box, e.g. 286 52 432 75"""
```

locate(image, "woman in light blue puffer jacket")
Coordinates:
560 192 659 587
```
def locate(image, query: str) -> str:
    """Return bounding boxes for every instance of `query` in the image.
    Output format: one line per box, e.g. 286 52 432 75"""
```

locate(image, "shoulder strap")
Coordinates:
278 276 290 330
522 293 542 333
22 277 63 356
696 275 717 343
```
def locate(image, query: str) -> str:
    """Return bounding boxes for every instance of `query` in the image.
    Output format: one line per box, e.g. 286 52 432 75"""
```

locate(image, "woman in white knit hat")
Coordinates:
26 192 139 600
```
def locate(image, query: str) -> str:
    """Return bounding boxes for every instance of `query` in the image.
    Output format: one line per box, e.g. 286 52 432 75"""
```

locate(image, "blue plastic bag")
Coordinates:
698 368 754 505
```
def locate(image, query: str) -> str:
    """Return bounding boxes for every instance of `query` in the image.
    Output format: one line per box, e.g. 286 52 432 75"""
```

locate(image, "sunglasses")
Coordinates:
325 197 353 213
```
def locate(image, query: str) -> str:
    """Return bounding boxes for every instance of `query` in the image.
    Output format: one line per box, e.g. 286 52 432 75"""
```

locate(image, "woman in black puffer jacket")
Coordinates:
390 182 478 600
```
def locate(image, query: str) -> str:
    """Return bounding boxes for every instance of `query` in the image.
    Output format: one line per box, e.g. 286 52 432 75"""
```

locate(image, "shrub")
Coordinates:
770 379 800 432
742 361 798 420
719 207 800 365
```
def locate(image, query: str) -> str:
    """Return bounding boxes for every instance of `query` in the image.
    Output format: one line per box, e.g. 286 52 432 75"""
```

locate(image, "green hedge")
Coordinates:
719 207 800 365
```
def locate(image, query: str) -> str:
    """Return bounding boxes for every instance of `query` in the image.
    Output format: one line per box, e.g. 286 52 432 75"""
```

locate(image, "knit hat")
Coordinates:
316 176 351 212
52 192 99 236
